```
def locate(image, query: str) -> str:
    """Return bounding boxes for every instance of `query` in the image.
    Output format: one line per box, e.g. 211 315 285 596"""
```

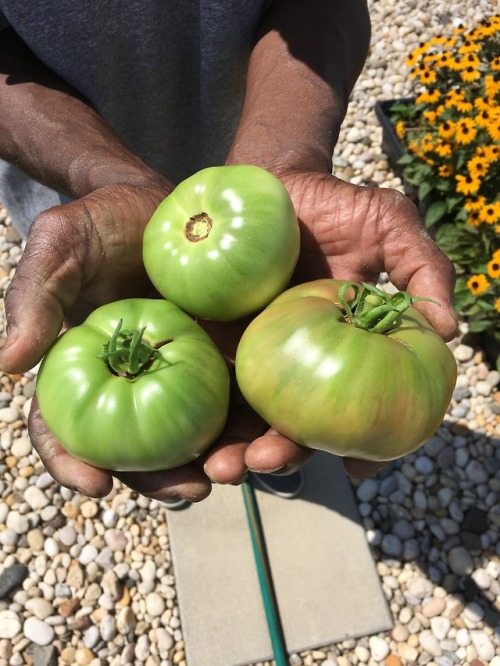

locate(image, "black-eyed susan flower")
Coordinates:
467 274 490 295
395 121 406 140
455 118 478 144
475 107 494 128
495 297 500 314
487 258 500 279
456 173 481 195
464 195 487 212
486 117 500 142
479 201 500 225
484 145 500 161
434 139 453 158
461 65 481 83
467 156 490 179
438 120 456 139
419 67 437 85
466 209 482 227
485 75 500 99
416 89 441 105
438 164 453 178
491 56 500 72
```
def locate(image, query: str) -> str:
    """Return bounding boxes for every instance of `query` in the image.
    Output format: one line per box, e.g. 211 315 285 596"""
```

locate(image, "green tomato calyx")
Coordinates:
185 212 212 242
98 319 168 378
338 282 437 334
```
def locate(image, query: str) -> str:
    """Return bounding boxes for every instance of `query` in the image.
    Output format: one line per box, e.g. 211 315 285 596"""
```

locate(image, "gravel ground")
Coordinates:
0 1 499 665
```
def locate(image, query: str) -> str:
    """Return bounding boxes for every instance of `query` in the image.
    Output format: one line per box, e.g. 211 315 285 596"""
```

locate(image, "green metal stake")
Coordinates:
241 480 289 666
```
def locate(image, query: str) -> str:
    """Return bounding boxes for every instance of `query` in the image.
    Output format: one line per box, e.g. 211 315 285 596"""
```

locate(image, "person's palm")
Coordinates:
280 171 457 341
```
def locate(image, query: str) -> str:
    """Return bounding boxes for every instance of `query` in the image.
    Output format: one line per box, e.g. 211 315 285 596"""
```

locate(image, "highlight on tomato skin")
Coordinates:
36 298 231 472
235 279 458 462
142 165 301 322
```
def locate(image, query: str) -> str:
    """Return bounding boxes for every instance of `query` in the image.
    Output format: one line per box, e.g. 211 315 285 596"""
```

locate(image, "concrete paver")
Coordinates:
167 452 392 666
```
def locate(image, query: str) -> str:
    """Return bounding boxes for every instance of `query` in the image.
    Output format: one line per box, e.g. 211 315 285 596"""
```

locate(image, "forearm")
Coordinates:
0 28 167 198
227 0 371 174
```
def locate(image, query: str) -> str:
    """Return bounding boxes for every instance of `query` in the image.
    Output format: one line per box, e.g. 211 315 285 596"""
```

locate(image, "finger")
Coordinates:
202 441 250 485
0 207 83 374
342 457 389 479
378 190 458 341
29 397 114 498
202 401 268 484
244 429 314 473
115 465 213 503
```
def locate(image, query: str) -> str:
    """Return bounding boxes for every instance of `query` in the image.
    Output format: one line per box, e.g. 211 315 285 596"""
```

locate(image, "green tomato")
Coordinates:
142 165 300 321
36 299 230 471
235 279 457 462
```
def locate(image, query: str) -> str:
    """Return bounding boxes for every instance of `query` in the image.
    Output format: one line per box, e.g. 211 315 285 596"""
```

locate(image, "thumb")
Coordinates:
0 208 83 373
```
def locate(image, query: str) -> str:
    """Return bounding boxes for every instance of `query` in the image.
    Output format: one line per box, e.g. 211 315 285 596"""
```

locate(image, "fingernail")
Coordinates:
253 464 294 475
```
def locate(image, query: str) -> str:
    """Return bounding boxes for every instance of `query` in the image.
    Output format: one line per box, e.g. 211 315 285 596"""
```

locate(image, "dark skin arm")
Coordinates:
0 1 457 500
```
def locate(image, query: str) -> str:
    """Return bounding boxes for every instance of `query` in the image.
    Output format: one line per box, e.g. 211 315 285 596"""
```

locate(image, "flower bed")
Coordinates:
379 14 500 362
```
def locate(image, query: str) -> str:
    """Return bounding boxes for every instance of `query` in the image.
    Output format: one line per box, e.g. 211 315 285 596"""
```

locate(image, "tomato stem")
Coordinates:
98 319 162 377
338 282 437 334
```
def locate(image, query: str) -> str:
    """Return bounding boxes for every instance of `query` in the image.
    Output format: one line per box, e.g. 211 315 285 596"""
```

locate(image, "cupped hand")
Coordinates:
0 179 310 502
219 169 458 482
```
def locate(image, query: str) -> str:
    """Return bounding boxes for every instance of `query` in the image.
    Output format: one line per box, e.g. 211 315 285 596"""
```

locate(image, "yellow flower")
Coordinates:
464 195 486 212
439 164 453 178
455 99 474 113
486 117 500 142
487 258 500 279
459 39 482 54
395 121 406 140
460 53 481 69
474 98 490 112
479 201 500 225
455 118 477 144
419 89 441 105
475 108 494 128
466 210 482 227
456 173 481 195
420 133 436 152
484 145 500 162
419 68 437 85
423 110 438 124
438 120 455 139
467 274 489 295
461 66 481 83
485 75 500 99
495 297 500 314
467 156 490 179
446 54 464 71
445 91 473 112
492 56 500 72
434 139 453 158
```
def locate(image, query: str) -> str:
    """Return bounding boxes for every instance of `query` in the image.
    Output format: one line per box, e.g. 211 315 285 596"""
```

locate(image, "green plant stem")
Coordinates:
338 282 436 334
98 320 161 377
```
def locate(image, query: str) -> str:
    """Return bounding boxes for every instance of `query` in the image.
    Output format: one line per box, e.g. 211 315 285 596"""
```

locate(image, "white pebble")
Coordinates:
23 617 55 646
430 616 451 640
419 629 442 657
368 635 390 661
470 630 495 661
0 610 22 639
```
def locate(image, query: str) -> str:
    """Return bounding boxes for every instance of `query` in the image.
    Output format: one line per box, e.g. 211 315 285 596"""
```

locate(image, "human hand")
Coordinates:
202 170 457 485
277 170 458 477
0 179 311 501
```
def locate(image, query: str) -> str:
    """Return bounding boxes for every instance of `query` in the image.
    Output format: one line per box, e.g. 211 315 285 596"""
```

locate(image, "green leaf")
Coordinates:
424 200 448 228
418 182 433 202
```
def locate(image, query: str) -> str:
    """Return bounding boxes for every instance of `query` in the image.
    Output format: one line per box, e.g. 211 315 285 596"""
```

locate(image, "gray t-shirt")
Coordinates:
0 1 270 237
